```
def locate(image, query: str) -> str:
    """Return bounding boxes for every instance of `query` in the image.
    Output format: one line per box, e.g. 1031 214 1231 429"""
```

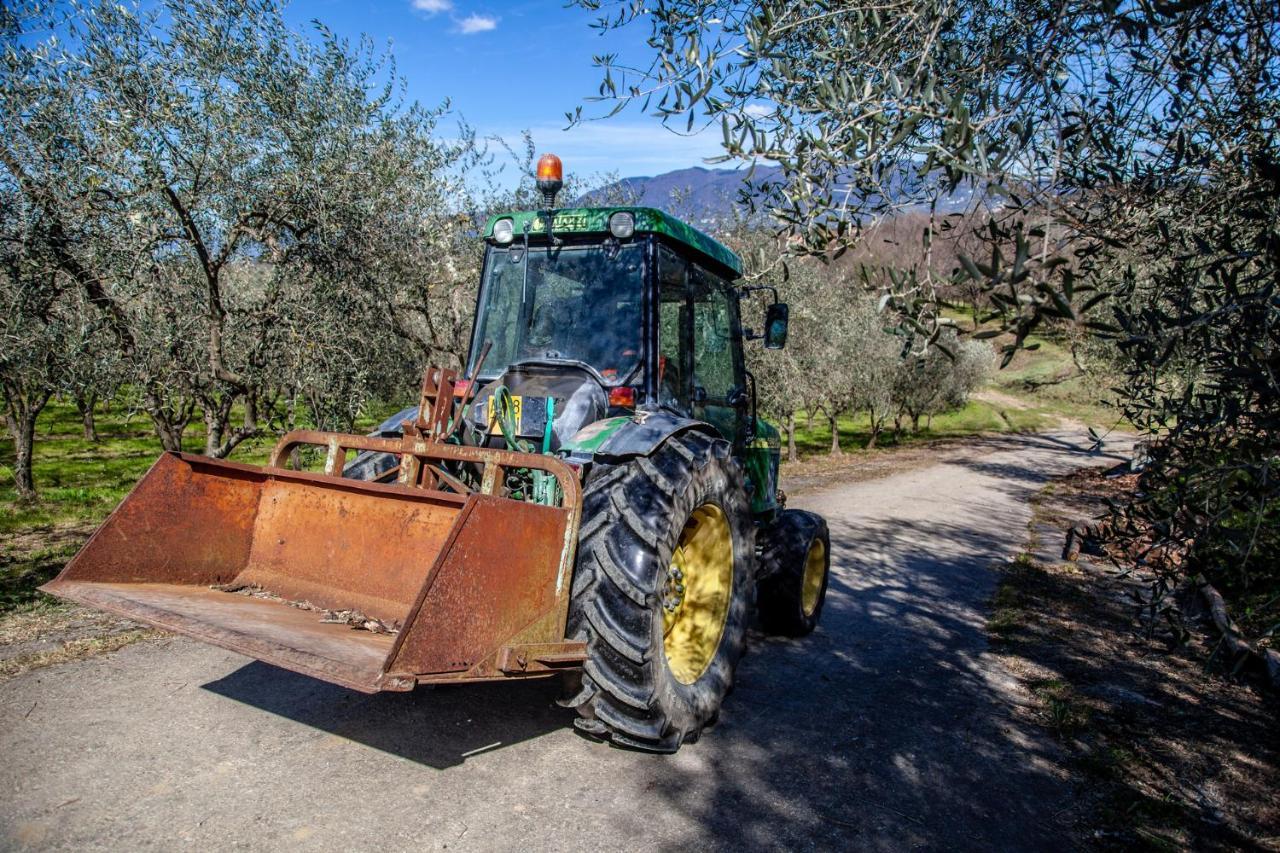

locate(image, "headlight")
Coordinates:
609 211 635 239
493 217 514 244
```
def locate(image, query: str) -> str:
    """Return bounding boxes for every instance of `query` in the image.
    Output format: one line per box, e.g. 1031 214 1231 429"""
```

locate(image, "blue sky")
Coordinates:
283 0 729 185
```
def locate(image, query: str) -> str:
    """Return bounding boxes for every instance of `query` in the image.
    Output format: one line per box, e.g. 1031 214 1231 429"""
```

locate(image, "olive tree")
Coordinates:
579 0 1279 638
0 5 125 495
572 0 1099 333
0 259 86 499
891 331 991 433
845 303 901 450
734 230 854 458
2 0 483 461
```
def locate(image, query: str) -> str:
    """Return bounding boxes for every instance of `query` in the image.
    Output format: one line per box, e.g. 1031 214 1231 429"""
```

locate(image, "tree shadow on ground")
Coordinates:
990 549 1280 849
624 517 1073 851
615 432 1138 851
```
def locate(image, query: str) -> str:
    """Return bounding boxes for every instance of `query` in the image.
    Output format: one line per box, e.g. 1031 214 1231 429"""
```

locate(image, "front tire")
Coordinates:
757 509 830 637
562 431 754 752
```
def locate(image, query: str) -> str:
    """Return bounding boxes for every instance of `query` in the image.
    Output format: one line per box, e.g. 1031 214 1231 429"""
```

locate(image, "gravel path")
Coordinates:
0 429 1130 851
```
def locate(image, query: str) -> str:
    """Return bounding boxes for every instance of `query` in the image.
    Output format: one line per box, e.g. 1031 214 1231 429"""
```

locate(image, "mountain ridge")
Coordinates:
579 163 978 225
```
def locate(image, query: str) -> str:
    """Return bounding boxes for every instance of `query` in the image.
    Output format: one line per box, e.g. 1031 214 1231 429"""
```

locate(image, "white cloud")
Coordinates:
744 103 772 119
411 0 453 13
457 13 498 34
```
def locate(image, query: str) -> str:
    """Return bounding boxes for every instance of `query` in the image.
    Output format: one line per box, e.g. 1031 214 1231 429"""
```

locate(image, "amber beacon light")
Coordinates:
536 153 564 207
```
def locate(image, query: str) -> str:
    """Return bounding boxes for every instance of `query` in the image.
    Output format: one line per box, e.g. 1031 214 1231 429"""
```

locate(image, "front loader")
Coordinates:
43 154 831 752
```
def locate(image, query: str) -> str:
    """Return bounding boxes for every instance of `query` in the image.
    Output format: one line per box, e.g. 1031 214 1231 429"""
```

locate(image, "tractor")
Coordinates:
43 155 831 752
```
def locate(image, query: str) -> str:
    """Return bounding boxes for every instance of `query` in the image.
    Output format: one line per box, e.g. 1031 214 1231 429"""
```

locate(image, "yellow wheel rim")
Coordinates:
662 503 734 685
801 538 827 617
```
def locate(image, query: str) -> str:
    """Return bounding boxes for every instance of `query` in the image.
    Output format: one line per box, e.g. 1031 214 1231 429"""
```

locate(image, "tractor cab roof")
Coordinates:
482 207 743 279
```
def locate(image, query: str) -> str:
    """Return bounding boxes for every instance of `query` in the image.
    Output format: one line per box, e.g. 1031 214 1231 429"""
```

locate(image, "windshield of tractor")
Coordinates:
469 243 644 384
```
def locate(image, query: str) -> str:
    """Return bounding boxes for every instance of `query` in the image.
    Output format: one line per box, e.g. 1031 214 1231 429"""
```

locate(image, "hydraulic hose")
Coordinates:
489 385 560 506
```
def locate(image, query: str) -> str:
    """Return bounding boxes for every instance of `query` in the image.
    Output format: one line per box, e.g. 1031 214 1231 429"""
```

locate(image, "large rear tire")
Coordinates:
757 509 830 637
561 431 754 752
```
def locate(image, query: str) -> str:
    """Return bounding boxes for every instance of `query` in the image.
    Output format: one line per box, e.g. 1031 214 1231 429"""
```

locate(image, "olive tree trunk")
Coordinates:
3 388 52 502
202 390 259 459
74 391 98 442
145 389 195 453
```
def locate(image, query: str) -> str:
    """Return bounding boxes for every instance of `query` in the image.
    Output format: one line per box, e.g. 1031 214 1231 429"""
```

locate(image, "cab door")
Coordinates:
688 264 748 447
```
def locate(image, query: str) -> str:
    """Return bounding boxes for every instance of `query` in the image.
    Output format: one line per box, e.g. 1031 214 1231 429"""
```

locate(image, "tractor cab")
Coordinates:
465 205 770 455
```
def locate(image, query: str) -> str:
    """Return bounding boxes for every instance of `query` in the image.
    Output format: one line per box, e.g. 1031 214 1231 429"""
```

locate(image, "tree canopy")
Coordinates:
579 0 1280 634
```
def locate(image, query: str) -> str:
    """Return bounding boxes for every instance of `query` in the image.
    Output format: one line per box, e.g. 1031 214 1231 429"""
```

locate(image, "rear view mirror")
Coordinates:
764 303 789 349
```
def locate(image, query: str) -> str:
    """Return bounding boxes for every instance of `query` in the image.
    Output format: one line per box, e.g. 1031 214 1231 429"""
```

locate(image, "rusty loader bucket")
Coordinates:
40 423 585 693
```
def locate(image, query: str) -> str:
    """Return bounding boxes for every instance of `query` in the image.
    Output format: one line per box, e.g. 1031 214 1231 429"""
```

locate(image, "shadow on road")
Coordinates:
203 665 574 770
639 517 1068 850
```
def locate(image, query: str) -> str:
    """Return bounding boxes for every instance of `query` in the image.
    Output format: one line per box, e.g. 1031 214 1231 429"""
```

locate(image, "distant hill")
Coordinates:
579 163 980 225
578 165 783 227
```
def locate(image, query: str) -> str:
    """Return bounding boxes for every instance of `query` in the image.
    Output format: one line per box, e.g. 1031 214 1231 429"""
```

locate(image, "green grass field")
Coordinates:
0 400 402 532
788 398 1050 456
942 306 1128 428
990 336 1122 425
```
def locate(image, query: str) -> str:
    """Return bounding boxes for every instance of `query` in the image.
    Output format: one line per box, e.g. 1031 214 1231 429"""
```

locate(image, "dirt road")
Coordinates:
0 430 1130 851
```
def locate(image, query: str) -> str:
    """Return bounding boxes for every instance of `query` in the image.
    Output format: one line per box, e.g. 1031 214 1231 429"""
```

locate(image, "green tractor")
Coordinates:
43 155 831 753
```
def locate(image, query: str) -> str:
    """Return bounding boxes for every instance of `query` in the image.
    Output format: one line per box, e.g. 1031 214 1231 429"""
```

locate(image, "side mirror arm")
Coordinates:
738 284 780 304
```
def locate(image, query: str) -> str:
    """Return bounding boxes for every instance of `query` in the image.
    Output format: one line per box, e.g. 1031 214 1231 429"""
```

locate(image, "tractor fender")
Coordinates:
562 411 718 461
342 406 417 481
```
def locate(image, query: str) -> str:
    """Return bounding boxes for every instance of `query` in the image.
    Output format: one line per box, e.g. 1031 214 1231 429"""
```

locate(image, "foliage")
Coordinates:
1105 179 1279 628
580 0 1279 640
0 0 485 495
893 332 991 433
733 225 996 457
574 0 1111 336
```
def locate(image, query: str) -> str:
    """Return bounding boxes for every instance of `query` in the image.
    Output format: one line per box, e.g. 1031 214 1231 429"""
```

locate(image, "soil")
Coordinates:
779 434 994 494
972 389 1034 411
2 522 96 557
0 521 157 682
991 466 1280 850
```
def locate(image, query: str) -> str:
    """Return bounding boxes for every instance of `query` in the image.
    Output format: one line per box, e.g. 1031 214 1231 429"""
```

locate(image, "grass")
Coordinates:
975 319 1128 428
0 406 258 533
789 398 1051 458
1 541 84 614
0 398 395 530
0 627 166 683
1030 677 1092 736
943 304 1129 429
987 552 1038 636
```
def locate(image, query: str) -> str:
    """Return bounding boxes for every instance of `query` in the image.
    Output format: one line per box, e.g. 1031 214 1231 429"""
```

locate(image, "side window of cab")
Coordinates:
657 245 692 415
689 264 745 444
